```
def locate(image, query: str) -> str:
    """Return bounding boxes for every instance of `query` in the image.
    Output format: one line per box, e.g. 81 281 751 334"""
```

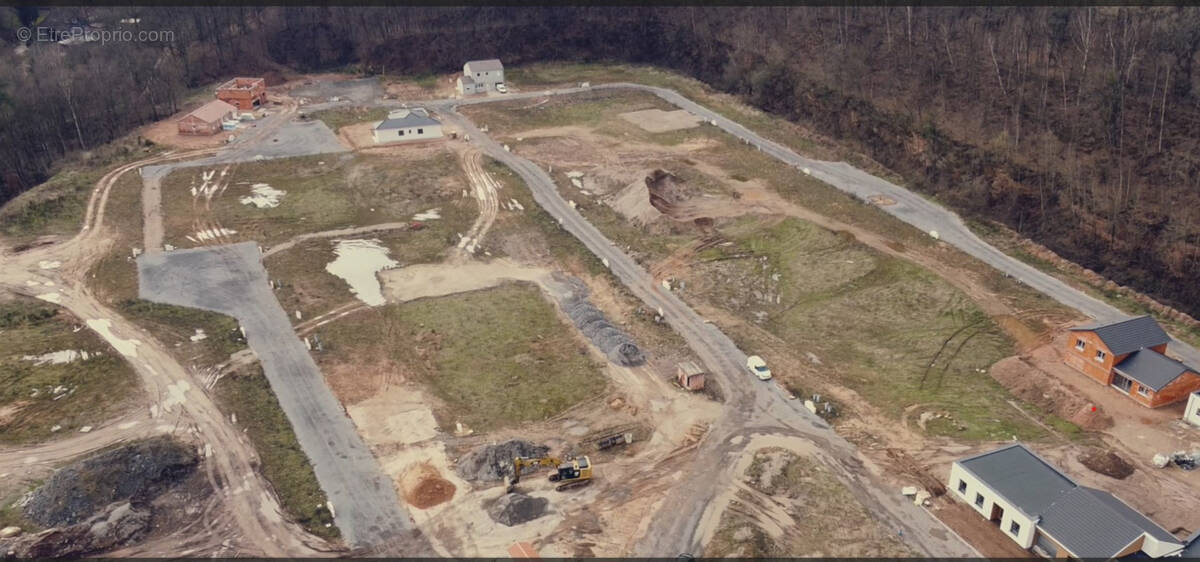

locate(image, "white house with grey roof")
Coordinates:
457 59 504 95
949 443 1184 559
372 108 443 144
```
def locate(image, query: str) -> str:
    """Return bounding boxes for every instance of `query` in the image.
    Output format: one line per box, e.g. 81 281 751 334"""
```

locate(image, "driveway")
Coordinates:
136 242 430 553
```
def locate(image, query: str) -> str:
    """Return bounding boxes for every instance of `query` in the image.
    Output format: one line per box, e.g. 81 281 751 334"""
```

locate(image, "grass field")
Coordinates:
0 297 140 444
699 217 1074 441
316 282 607 431
306 106 388 132
0 140 164 245
158 151 470 249
212 363 338 541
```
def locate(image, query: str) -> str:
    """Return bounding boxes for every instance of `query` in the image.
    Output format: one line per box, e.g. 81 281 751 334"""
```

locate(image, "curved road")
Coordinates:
431 81 1200 555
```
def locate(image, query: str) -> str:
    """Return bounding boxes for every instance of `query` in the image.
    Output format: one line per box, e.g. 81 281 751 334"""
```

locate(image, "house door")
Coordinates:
990 503 1005 523
1112 373 1133 393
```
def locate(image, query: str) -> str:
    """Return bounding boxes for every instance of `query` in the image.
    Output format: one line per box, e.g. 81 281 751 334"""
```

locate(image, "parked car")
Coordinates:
746 355 772 380
496 83 508 94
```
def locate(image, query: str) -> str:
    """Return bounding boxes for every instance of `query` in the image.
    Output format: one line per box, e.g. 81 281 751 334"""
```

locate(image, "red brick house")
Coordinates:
177 100 237 136
1065 316 1200 408
215 77 267 111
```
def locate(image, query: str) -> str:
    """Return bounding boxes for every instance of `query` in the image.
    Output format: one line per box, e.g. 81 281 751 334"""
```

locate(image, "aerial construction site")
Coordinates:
2 57 1199 559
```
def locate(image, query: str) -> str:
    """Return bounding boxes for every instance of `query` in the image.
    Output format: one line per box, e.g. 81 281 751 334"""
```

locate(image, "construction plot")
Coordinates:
0 295 141 444
619 108 704 133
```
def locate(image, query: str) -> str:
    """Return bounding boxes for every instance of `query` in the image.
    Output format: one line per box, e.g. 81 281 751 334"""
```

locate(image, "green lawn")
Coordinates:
0 298 140 444
316 282 607 431
306 106 388 132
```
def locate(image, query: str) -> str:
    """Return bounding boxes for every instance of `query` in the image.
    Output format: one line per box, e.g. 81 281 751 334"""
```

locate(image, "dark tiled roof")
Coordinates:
1070 315 1170 356
956 443 1075 516
957 444 1183 559
375 111 440 131
1040 487 1178 558
1114 350 1195 391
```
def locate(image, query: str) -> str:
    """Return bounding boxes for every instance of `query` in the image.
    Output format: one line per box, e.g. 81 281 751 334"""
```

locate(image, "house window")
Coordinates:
958 480 967 494
1075 339 1086 351
1095 349 1107 362
1010 521 1021 535
417 128 423 134
974 493 985 508
1137 385 1151 397
398 130 404 136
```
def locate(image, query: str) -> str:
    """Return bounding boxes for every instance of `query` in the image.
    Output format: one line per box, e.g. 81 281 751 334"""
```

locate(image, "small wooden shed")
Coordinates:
677 361 706 391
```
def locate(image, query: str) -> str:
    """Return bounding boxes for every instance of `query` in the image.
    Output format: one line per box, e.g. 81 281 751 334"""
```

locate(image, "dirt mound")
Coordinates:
23 436 198 527
646 169 687 215
400 463 456 509
456 440 549 482
559 277 646 367
608 177 663 226
2 501 150 558
1079 449 1136 480
988 356 1113 431
488 493 548 527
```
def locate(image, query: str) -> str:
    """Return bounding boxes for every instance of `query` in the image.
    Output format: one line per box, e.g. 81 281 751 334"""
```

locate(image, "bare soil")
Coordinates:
401 463 457 509
989 355 1114 431
1079 449 1136 480
618 108 703 133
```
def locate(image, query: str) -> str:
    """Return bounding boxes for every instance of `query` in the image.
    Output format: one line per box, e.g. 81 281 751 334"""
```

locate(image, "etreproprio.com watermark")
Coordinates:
17 26 175 44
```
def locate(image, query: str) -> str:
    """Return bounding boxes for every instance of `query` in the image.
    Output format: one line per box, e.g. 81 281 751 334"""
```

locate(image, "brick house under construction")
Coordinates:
1064 315 1200 408
215 77 267 111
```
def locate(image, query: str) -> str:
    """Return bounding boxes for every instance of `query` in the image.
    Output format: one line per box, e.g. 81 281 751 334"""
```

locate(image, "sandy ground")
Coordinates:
619 108 704 133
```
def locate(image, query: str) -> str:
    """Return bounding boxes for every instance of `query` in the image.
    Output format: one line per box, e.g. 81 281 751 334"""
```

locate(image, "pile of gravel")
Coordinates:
559 278 646 367
488 493 548 527
23 437 198 527
456 440 550 482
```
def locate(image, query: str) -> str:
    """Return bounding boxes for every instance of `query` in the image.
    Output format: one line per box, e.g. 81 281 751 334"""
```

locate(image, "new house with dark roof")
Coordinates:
949 443 1185 559
371 108 443 144
1065 315 1200 408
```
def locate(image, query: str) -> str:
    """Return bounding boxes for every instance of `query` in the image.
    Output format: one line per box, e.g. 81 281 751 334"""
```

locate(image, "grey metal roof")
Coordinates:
465 59 503 72
1039 487 1179 558
1114 350 1194 391
374 111 440 131
459 74 475 85
1070 315 1170 356
1182 530 1200 558
958 444 1184 559
956 443 1075 516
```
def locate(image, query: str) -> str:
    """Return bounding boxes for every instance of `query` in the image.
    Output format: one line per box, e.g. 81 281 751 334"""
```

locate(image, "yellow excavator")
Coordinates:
505 455 593 493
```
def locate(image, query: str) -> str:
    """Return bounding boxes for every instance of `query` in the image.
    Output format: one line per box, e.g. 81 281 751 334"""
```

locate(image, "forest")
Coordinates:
1 6 1198 316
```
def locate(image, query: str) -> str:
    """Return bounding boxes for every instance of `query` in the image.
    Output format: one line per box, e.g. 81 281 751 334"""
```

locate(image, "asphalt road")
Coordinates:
439 82 1200 368
437 108 977 557
136 242 430 553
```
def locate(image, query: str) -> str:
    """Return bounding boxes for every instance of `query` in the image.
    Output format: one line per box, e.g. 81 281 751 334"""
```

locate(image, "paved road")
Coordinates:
136 242 430 553
438 83 1200 368
437 108 976 557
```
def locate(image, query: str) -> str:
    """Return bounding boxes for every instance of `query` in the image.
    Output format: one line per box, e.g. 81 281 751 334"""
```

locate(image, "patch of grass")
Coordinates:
0 140 164 244
318 282 607 431
306 106 388 132
212 364 339 541
159 151 470 249
0 297 139 444
698 218 1053 441
460 89 673 136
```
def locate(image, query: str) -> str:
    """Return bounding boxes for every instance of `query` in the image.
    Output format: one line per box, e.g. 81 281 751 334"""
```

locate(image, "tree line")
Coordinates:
1 6 1198 316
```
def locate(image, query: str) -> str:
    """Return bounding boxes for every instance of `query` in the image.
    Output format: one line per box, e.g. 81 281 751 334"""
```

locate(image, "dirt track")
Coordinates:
0 151 328 557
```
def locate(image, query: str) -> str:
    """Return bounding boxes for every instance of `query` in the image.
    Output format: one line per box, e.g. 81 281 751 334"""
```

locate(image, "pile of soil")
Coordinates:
488 493 548 527
23 436 198 527
645 169 688 215
1079 449 1136 480
456 440 549 482
401 464 456 509
988 357 1113 431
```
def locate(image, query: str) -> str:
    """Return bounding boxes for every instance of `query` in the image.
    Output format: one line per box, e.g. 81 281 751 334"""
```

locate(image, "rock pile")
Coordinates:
456 440 549 482
23 436 198 528
560 278 646 367
488 493 548 527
